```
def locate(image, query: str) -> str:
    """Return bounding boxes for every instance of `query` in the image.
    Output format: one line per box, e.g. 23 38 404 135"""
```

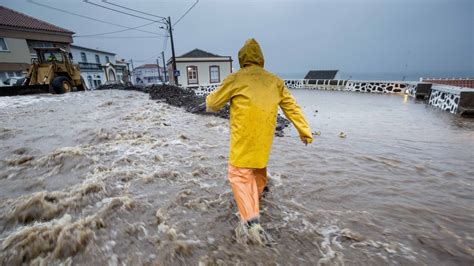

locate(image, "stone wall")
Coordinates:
284 79 416 94
183 81 473 116
189 79 417 95
194 84 220 96
429 87 460 114
345 81 413 93
428 85 474 116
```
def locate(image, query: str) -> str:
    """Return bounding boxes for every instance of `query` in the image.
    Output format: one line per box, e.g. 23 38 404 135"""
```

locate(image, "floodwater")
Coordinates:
0 89 472 265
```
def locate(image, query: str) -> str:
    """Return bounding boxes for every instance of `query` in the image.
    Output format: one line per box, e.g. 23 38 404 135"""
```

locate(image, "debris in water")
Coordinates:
338 132 347 138
341 228 365 242
7 155 34 166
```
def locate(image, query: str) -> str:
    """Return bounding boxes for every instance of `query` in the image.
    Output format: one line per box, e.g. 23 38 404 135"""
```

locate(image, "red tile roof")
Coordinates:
0 5 74 34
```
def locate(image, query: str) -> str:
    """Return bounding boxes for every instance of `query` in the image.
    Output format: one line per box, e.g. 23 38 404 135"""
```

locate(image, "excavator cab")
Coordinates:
38 50 64 63
30 48 80 93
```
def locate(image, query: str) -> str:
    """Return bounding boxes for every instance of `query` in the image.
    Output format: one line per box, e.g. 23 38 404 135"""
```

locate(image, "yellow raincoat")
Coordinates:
206 39 312 169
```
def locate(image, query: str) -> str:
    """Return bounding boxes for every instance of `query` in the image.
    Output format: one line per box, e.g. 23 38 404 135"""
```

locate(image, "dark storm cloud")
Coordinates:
2 0 473 77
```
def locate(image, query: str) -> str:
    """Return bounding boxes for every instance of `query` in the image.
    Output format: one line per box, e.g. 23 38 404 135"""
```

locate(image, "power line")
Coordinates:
75 21 161 37
173 0 199 27
83 0 165 24
27 0 161 35
82 0 183 84
75 36 163 39
102 0 167 20
133 54 161 62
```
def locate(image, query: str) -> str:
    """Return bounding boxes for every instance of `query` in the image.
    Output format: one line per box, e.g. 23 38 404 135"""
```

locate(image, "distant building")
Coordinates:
70 45 129 89
0 6 74 82
304 70 339 80
70 45 115 89
132 64 165 85
167 49 232 87
115 58 130 84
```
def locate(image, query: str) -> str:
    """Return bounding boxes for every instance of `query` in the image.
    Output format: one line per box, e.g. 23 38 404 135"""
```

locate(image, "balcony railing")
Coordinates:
78 62 102 71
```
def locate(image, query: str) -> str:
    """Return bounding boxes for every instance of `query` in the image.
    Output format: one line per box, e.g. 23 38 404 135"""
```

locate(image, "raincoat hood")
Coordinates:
238 38 264 68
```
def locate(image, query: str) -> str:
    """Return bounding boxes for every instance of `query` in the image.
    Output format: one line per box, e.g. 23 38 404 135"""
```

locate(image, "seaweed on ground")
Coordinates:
96 83 149 93
148 84 290 136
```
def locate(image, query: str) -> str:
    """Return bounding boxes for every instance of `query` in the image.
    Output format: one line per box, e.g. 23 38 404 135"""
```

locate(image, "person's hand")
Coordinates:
301 137 310 146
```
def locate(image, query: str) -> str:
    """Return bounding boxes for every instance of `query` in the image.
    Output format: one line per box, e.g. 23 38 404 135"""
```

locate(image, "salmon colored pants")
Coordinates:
228 164 268 222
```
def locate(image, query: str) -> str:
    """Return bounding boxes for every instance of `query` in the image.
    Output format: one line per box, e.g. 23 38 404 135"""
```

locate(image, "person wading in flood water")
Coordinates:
206 38 313 245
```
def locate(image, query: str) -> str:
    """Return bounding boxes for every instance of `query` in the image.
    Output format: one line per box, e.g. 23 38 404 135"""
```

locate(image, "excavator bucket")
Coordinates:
0 84 50 97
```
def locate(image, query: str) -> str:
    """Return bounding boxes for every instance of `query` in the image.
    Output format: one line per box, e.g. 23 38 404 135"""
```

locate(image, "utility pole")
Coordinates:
167 16 177 85
156 58 162 82
126 62 131 83
161 51 167 83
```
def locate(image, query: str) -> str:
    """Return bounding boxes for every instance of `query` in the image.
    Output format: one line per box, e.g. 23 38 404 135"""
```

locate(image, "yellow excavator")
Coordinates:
0 47 86 96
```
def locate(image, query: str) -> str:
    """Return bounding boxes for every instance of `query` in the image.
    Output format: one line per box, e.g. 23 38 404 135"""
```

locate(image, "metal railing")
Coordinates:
78 62 102 71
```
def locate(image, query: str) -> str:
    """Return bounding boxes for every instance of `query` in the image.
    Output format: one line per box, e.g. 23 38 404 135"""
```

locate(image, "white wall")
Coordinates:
70 46 118 89
70 47 115 64
176 60 232 86
81 71 106 90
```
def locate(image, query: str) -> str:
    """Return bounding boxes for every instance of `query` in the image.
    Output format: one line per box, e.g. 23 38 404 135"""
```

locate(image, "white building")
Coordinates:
115 58 130 83
167 49 232 87
70 45 127 90
132 64 166 85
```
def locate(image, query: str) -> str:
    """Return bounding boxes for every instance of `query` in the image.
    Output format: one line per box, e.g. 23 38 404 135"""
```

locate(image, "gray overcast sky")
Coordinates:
2 0 473 77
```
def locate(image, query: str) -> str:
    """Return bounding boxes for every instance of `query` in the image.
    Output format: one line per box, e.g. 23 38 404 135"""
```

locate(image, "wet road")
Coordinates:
0 89 472 265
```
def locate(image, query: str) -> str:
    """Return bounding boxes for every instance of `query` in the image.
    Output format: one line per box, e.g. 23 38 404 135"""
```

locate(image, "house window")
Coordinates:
81 52 87 62
187 66 198 85
209 65 220 83
105 56 110 63
95 54 100 64
0 38 8 51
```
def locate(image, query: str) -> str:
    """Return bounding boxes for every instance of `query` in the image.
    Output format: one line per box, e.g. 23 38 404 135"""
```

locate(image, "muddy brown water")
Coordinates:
0 90 472 265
